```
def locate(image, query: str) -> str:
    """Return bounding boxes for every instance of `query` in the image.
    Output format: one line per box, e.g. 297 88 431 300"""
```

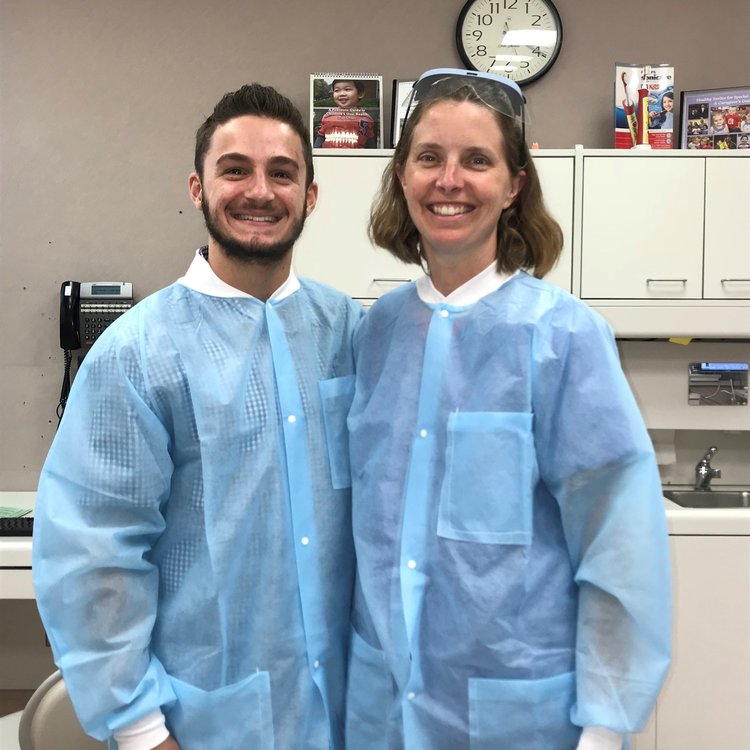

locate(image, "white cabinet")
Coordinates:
580 154 750 302
580 156 705 299
533 154 574 291
293 153 418 301
703 157 750 299
656 535 750 749
294 150 749 333
293 151 575 300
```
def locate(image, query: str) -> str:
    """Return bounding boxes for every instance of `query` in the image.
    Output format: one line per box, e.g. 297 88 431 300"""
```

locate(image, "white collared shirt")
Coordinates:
177 247 300 300
416 261 517 306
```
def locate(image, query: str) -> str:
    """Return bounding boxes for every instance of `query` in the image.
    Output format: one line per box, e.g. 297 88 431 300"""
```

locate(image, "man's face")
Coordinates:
189 115 317 265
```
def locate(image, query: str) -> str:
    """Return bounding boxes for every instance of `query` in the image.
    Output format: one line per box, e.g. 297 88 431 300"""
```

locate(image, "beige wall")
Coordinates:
1 0 748 488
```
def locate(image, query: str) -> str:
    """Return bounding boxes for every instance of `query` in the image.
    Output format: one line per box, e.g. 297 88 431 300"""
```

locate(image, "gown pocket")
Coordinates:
166 670 274 750
469 671 580 750
318 374 356 490
345 628 392 750
437 411 535 545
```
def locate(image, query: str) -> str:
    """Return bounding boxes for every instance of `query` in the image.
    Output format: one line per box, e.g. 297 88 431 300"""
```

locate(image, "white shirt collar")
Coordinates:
416 261 517 306
176 247 300 301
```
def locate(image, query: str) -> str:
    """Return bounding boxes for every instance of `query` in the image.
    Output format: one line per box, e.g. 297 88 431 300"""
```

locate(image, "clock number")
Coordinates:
472 29 483 40
475 45 487 56
504 0 518 9
472 13 494 24
531 14 542 25
532 46 546 56
520 61 530 68
488 2 501 11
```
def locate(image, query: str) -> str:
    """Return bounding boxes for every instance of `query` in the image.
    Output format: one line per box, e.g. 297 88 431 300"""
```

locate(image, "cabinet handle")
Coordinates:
646 278 687 284
372 278 411 283
720 278 750 284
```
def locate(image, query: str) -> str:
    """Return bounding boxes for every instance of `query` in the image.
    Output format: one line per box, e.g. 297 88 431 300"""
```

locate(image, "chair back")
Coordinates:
18 671 105 749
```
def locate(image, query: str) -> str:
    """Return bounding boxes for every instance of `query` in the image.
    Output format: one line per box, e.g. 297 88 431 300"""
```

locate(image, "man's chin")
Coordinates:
219 238 294 266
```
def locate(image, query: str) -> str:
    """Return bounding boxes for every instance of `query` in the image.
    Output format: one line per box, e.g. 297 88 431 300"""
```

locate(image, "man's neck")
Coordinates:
205 241 292 301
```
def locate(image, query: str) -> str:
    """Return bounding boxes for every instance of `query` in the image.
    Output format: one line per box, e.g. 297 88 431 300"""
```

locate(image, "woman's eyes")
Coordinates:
414 153 492 167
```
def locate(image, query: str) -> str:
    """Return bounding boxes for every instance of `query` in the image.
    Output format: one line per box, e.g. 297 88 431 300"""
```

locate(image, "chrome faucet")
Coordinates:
695 446 722 490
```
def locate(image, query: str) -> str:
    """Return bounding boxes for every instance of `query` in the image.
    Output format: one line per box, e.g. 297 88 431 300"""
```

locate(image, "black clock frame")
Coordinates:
455 0 563 87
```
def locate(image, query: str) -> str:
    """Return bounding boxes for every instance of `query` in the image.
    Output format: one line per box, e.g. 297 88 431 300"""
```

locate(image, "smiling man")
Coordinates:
33 84 362 750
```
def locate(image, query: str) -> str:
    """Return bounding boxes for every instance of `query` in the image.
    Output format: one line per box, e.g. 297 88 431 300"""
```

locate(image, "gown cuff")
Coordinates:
577 726 624 750
113 709 169 750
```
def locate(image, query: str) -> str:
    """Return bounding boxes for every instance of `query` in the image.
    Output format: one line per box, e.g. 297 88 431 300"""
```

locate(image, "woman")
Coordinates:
345 69 671 750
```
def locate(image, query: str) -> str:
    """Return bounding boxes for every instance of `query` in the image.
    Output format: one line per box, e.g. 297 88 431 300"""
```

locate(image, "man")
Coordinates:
33 83 362 750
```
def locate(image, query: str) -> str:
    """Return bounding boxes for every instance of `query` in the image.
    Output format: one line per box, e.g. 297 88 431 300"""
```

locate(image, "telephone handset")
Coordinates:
57 280 134 422
60 281 82 350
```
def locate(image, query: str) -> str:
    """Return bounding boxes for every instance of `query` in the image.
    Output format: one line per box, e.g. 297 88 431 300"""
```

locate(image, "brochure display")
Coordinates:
680 87 750 150
615 63 675 149
310 73 383 149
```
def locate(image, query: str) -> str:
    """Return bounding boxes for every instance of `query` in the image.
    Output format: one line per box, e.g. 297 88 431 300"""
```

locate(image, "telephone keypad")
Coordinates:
80 301 133 346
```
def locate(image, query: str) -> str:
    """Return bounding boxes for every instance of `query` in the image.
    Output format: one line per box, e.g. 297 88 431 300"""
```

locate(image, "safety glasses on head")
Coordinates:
403 68 526 134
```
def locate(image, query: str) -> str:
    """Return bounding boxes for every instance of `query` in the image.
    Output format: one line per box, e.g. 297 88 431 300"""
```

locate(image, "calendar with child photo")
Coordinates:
310 73 383 149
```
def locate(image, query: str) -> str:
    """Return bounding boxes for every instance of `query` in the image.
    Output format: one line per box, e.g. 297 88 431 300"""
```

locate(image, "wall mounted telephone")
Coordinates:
59 280 134 350
57 280 134 422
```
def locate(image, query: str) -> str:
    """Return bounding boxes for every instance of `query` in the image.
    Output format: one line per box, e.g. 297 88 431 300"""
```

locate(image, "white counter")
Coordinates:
2 492 749 598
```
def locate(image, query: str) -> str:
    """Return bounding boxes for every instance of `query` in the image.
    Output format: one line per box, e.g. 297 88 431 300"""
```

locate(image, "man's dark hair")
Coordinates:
194 83 314 186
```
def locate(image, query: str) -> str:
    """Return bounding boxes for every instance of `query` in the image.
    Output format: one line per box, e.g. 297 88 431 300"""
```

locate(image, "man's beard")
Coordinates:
201 197 306 266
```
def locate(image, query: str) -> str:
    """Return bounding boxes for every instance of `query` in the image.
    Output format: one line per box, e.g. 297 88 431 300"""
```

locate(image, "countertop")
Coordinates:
2 491 750 572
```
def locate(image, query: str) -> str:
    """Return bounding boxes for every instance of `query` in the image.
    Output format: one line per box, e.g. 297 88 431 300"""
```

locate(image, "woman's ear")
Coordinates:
395 165 406 190
503 170 526 209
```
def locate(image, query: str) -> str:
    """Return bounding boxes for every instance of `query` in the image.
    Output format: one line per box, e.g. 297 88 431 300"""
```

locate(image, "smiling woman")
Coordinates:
346 68 672 750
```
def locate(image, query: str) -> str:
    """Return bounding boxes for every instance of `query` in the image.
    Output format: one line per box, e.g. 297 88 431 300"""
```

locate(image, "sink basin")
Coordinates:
663 489 750 508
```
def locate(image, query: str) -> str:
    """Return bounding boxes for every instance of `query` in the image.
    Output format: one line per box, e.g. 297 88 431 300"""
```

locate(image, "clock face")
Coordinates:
456 0 563 86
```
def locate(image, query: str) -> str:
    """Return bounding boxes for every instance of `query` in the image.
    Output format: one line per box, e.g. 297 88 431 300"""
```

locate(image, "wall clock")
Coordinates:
456 0 563 86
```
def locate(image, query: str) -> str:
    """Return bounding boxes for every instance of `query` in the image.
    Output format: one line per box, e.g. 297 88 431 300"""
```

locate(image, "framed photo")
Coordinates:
679 86 750 150
310 73 383 150
391 79 416 148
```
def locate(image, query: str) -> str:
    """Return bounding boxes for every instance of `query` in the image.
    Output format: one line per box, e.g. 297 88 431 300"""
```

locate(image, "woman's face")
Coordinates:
397 100 524 276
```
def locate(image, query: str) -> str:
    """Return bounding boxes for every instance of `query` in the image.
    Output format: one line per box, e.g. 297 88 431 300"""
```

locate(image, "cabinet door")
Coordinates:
703 156 750 299
656 536 750 749
580 157 705 299
534 156 574 292
293 155 419 300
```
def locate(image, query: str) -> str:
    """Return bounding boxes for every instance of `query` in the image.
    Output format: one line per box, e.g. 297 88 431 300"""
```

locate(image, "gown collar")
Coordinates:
177 246 300 301
416 261 517 306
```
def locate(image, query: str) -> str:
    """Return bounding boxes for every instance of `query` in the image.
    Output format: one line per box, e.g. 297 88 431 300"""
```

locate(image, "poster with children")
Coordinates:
615 63 675 149
680 87 750 150
310 73 383 149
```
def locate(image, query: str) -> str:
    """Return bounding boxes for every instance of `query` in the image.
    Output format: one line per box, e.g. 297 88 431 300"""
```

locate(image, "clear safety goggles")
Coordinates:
402 68 526 133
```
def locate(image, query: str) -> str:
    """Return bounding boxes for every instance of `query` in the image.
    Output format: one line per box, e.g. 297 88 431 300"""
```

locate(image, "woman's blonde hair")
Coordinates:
369 86 563 278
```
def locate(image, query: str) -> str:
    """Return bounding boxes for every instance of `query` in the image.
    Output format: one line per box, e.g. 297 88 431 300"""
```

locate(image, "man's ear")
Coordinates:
188 173 203 209
305 181 319 217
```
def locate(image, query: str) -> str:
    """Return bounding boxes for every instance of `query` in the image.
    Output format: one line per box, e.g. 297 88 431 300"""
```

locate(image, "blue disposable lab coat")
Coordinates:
346 273 671 750
33 277 361 750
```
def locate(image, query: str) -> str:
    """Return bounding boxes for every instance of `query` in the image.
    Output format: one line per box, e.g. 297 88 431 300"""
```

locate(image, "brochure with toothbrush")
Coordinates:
615 63 675 149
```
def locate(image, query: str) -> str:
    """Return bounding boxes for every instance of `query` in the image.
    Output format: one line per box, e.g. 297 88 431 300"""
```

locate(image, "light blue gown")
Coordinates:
33 265 362 750
346 272 671 750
